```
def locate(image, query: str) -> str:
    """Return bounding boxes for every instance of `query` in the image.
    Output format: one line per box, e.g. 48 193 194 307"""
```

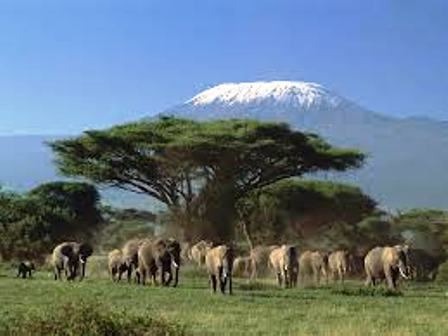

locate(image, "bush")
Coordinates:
0 300 186 336
435 261 448 283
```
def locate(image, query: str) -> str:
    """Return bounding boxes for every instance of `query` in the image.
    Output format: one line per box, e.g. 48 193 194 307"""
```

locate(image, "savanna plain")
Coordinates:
0 264 447 336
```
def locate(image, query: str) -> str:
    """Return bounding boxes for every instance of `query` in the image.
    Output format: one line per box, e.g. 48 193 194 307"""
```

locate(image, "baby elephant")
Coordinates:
17 261 35 279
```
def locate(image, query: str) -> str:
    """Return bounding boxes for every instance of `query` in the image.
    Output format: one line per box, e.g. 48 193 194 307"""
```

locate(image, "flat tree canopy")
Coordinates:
50 117 365 240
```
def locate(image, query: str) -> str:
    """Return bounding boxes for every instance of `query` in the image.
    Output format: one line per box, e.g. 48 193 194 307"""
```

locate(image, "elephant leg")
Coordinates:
127 266 133 283
140 269 146 286
166 271 173 286
173 268 179 287
160 269 165 286
80 263 86 281
365 272 374 286
210 275 217 293
385 268 395 290
152 271 157 286
228 276 233 295
220 277 227 294
277 272 282 286
284 270 289 288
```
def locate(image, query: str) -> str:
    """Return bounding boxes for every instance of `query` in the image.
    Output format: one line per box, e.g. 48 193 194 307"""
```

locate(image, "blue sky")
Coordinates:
0 0 447 134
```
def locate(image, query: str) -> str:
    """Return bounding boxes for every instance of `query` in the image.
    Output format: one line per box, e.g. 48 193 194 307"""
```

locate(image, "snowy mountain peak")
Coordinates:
187 81 343 109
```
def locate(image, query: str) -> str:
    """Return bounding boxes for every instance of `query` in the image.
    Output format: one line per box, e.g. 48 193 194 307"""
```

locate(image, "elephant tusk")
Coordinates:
172 261 179 269
399 267 408 279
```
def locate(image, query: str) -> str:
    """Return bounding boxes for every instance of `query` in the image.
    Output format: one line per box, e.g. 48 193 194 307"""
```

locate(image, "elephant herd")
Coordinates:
20 239 419 293
181 242 413 291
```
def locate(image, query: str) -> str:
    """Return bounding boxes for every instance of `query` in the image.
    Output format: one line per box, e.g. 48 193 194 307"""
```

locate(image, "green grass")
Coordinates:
1 264 448 335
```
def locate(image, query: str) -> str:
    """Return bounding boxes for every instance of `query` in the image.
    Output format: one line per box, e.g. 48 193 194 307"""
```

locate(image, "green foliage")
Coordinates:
0 182 102 261
436 261 448 283
393 208 448 261
0 300 185 336
237 179 377 246
50 117 365 240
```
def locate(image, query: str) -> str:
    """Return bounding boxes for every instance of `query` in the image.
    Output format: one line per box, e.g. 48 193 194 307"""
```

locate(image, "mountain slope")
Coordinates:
163 81 448 210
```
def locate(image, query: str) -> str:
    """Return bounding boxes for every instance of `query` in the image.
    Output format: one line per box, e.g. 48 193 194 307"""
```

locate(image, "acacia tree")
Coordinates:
50 117 365 241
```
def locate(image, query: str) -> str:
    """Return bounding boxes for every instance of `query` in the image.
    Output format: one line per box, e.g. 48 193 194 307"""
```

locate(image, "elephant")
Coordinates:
191 240 213 267
205 244 234 294
137 238 173 286
269 245 299 288
17 261 35 279
166 238 181 287
299 250 329 285
52 242 93 280
249 245 279 279
108 249 128 282
328 250 350 283
122 238 146 282
232 256 253 278
364 245 411 290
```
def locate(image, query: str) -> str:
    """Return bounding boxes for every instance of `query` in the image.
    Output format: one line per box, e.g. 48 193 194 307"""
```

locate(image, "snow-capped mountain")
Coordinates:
164 81 448 210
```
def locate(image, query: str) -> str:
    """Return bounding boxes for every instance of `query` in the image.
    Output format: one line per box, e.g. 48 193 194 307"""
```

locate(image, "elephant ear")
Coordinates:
60 244 75 258
78 243 93 258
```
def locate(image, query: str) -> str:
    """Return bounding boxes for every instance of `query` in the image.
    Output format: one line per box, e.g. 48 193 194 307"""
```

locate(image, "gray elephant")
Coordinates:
328 250 350 283
191 240 214 267
17 261 35 279
364 245 410 289
205 245 234 294
137 238 174 286
269 245 299 288
166 238 181 287
52 242 93 280
108 249 128 282
232 256 253 278
122 238 146 282
299 250 329 285
249 245 279 279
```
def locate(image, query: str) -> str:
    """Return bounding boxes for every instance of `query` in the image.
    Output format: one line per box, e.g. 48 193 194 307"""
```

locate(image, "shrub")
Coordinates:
0 300 186 336
435 261 448 283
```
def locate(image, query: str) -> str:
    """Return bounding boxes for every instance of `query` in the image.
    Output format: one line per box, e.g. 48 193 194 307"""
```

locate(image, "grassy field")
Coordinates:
0 264 447 335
